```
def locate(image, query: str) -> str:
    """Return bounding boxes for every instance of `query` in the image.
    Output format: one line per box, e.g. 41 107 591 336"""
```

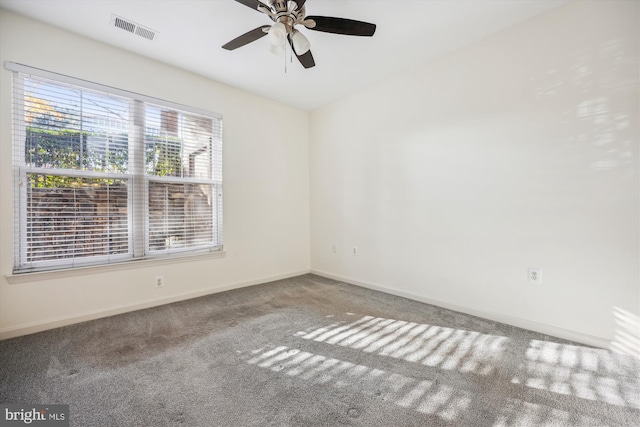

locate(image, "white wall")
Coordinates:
310 0 639 348
0 10 310 338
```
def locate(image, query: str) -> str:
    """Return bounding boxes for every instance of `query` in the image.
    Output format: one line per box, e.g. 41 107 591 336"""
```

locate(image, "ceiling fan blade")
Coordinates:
305 16 376 37
234 0 266 12
288 37 315 68
292 0 307 9
296 50 316 69
222 26 271 50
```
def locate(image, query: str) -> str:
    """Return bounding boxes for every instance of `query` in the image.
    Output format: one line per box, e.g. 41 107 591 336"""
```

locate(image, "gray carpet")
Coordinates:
1 274 638 426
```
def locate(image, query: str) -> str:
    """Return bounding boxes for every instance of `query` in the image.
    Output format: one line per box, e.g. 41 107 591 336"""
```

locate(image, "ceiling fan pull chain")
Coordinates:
288 38 293 68
284 39 287 74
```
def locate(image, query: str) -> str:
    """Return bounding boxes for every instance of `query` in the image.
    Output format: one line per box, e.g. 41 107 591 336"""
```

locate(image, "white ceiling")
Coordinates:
0 0 568 110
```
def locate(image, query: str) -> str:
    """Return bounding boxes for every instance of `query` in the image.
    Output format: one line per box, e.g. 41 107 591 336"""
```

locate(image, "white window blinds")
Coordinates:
9 62 223 273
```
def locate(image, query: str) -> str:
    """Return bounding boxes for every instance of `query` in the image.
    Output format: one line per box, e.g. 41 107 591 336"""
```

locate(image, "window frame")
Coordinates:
8 62 224 274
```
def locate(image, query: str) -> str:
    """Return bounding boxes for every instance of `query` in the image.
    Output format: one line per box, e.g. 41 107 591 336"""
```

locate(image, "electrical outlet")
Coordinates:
352 246 358 256
528 269 542 284
155 276 164 288
331 244 337 254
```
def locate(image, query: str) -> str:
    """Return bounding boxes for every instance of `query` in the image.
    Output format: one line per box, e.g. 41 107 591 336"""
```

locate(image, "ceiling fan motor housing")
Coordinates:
268 0 288 12
268 0 306 30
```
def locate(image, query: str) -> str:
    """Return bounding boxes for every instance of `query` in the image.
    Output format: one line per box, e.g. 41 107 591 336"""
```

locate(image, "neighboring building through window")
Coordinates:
8 63 223 273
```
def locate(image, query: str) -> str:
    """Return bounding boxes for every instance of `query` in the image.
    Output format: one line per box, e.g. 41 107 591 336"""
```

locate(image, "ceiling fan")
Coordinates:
222 0 377 69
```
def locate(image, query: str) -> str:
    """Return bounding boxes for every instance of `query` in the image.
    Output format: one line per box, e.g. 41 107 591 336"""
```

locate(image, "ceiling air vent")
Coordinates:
135 26 156 41
110 14 157 41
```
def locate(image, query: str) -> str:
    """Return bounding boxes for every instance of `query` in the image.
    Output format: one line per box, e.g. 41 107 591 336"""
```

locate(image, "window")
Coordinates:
9 63 223 273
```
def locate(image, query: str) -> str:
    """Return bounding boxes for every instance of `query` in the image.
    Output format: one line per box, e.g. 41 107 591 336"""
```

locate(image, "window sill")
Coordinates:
5 251 226 284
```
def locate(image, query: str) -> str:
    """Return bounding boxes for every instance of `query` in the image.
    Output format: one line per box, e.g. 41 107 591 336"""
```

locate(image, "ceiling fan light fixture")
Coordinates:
269 41 285 57
268 22 287 45
291 30 311 55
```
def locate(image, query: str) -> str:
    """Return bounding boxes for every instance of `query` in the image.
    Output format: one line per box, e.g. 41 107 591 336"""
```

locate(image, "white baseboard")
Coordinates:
310 269 611 350
0 269 310 340
2 268 613 351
